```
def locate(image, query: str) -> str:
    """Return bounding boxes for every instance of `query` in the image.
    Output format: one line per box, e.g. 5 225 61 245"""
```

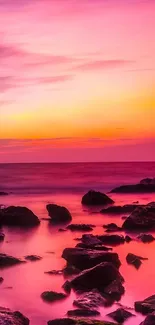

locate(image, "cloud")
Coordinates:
0 76 15 92
73 59 133 71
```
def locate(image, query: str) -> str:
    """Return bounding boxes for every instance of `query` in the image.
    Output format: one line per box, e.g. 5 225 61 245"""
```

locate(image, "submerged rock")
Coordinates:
25 255 42 261
0 307 29 325
101 204 139 215
41 291 67 302
62 280 72 294
0 206 40 227
67 224 95 232
126 253 148 269
81 190 114 206
62 248 121 270
0 232 5 241
48 319 117 325
107 308 135 323
73 289 107 309
0 253 25 268
46 204 72 223
67 309 100 317
137 233 155 243
97 234 125 246
103 223 122 232
45 270 63 275
140 312 155 324
122 204 155 231
135 295 155 314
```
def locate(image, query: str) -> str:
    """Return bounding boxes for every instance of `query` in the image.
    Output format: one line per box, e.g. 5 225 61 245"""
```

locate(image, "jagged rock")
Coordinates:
0 233 5 241
101 204 139 215
0 206 40 227
62 248 121 270
122 204 155 231
140 312 155 324
107 308 135 323
82 190 114 206
126 253 148 269
62 280 71 294
48 319 117 325
25 255 42 261
67 309 100 317
0 307 29 325
67 224 95 232
135 295 155 314
104 279 125 301
73 289 107 309
46 204 72 223
138 233 155 243
97 234 125 246
103 223 122 232
0 253 25 268
41 291 67 302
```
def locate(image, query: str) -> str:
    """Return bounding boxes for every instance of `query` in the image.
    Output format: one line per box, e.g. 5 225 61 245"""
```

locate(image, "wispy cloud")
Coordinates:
73 59 134 71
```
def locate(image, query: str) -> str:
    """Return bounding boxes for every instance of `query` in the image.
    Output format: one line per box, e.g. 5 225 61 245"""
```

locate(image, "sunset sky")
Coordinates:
0 0 154 162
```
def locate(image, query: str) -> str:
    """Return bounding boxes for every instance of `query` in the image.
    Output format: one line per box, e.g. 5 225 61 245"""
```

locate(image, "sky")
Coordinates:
0 0 155 162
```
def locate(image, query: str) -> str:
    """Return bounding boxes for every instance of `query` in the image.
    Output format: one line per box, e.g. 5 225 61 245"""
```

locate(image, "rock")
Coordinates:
101 204 139 215
62 248 121 270
0 206 40 227
126 253 148 269
46 204 72 223
0 307 29 325
122 204 155 231
63 264 80 276
97 234 125 246
48 319 117 325
135 295 155 314
104 279 125 301
59 228 67 232
70 262 124 296
25 255 42 261
103 223 122 232
140 312 155 324
81 234 103 247
73 289 107 309
125 235 132 243
111 181 155 193
0 276 4 283
0 232 5 241
107 308 135 323
76 243 112 251
67 309 100 317
67 224 95 232
138 233 155 243
45 270 63 275
140 178 155 185
0 253 25 268
0 191 8 196
81 190 114 206
62 280 72 294
41 291 67 302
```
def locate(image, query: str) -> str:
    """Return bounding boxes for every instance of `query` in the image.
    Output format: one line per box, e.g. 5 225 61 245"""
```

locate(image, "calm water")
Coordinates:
0 162 155 325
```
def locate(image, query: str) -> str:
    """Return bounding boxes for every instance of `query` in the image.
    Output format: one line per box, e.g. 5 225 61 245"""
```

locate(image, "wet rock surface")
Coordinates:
104 279 125 301
0 253 25 268
0 206 40 227
126 253 148 269
46 204 72 223
135 295 155 314
76 243 112 251
41 291 67 302
82 190 114 206
67 309 100 317
67 224 95 232
0 307 29 325
140 312 155 324
122 203 155 231
103 223 122 232
107 308 135 323
97 234 125 246
73 289 107 309
137 233 155 243
48 319 117 325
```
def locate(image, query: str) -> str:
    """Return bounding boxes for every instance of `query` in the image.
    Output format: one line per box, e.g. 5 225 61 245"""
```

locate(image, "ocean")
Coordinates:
0 162 155 325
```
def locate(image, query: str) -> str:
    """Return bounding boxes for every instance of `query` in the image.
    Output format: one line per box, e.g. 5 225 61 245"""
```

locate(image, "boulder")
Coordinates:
67 309 100 317
67 224 95 232
126 253 148 269
101 204 139 215
0 232 5 241
122 204 155 231
41 291 67 302
0 253 25 268
140 312 155 324
46 204 72 223
0 206 40 227
70 262 124 295
138 233 155 243
25 255 42 261
62 248 121 270
103 223 122 232
97 234 125 246
0 307 29 325
135 295 155 314
81 234 103 247
48 319 117 325
82 190 114 206
107 308 135 323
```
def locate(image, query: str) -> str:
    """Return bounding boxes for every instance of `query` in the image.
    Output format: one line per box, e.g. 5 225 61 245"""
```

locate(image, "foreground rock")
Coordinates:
73 289 107 309
104 279 125 301
135 295 155 314
107 308 135 323
0 206 40 227
140 312 155 324
67 309 100 317
46 204 72 223
101 204 139 215
62 248 121 270
25 255 42 261
82 190 114 206
122 203 155 231
0 232 5 241
0 307 29 325
97 234 125 246
138 233 155 243
126 253 148 269
41 291 67 302
67 224 95 232
111 179 155 193
48 319 117 325
70 262 124 299
0 253 25 268
103 223 122 232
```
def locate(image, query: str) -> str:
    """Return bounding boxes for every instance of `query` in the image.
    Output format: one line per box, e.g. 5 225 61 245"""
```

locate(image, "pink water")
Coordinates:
0 162 155 324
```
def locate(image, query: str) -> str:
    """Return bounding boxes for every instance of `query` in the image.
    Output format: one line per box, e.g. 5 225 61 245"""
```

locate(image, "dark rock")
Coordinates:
48 319 117 325
0 232 5 241
126 253 148 269
67 309 100 317
140 178 155 185
62 280 72 294
125 235 132 243
107 308 135 323
0 206 40 227
70 262 124 295
59 228 67 232
122 204 155 231
62 248 121 270
45 270 63 275
63 264 80 276
140 312 155 324
46 204 72 223
0 253 25 268
82 190 114 206
81 234 103 247
0 277 4 283
135 295 155 314
138 233 155 243
111 181 155 193
103 223 122 232
101 204 139 215
104 279 125 301
76 243 112 251
122 216 127 220
73 289 107 309
0 307 29 325
0 191 8 196
25 255 42 261
67 224 95 232
41 218 51 221
97 234 125 246
41 291 67 302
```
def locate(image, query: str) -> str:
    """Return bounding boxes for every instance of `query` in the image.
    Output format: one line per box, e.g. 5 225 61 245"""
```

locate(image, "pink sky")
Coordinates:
0 0 154 162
